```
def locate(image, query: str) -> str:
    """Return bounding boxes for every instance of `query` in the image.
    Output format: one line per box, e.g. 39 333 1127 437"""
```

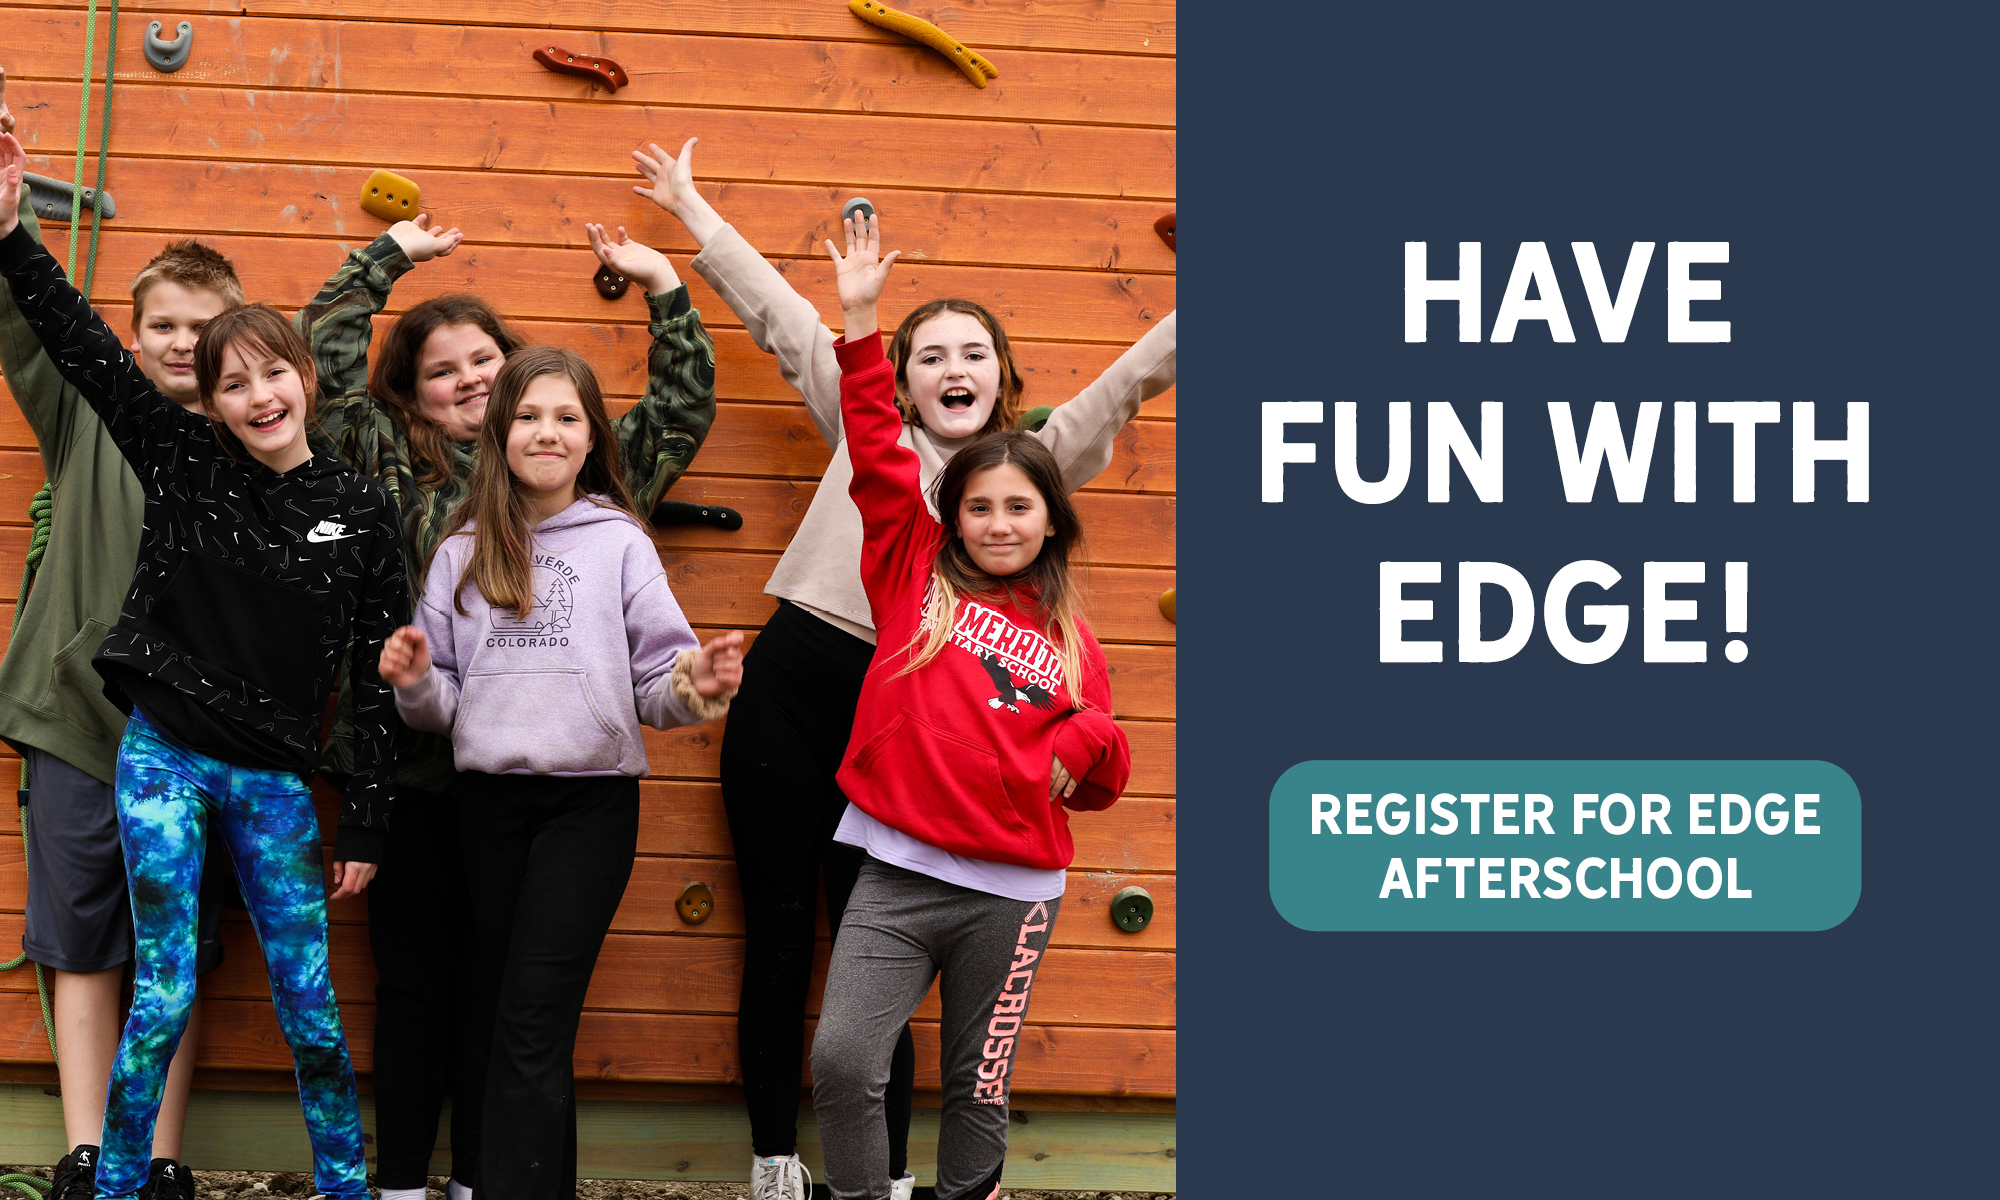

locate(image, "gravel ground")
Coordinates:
3 1169 1172 1200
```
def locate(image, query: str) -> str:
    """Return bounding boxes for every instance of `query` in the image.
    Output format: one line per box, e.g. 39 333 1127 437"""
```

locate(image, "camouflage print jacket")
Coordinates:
295 232 717 793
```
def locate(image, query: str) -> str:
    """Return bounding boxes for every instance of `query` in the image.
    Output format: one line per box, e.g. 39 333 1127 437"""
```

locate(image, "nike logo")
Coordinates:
305 520 354 543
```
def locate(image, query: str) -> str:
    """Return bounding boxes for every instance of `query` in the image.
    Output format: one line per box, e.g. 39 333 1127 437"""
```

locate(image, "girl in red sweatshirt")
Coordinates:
808 216 1130 1200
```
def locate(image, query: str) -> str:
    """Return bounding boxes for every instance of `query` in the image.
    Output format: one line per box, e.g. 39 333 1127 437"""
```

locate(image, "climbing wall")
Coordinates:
0 0 1175 1113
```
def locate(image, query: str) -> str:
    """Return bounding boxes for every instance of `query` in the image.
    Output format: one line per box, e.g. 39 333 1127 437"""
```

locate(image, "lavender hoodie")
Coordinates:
394 497 715 775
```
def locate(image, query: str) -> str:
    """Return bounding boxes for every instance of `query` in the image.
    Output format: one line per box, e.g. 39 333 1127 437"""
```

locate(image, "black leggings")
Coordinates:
459 771 641 1200
720 600 917 1173
368 785 480 1189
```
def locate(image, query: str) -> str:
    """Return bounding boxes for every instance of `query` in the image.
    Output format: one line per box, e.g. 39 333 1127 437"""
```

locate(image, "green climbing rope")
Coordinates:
82 0 120 297
0 1174 53 1199
0 483 59 1064
66 0 103 278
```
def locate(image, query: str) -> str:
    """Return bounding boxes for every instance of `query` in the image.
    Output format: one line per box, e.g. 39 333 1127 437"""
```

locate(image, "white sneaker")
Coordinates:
890 1172 917 1200
750 1153 811 1200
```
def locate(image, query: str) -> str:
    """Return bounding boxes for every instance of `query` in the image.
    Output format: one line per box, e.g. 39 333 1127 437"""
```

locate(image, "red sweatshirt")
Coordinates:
833 332 1131 870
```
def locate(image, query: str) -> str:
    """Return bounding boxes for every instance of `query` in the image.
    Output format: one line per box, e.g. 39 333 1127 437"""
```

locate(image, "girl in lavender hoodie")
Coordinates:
377 346 743 1200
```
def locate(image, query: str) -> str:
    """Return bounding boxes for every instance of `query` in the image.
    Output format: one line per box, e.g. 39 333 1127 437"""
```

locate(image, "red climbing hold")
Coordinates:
533 45 630 92
1155 211 1176 253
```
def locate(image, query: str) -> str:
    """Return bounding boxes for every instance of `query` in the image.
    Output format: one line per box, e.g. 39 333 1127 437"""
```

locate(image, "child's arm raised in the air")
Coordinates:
634 138 847 447
828 214 932 615
329 493 411 896
1050 639 1131 812
1036 308 1177 493
383 544 465 732
0 78 90 465
0 133 191 468
585 223 718 513
293 215 462 458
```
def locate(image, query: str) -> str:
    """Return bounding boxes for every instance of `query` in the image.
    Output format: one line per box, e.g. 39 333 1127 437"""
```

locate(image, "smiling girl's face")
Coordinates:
505 374 594 519
957 462 1054 578
903 311 1001 439
210 339 312 473
418 322 505 441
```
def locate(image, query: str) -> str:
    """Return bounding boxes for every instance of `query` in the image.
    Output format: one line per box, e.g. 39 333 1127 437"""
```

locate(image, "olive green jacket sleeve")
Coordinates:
294 233 415 476
617 284 717 513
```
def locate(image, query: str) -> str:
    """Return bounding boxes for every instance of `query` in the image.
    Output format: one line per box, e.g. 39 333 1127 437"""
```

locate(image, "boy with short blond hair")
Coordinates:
0 69 232 1200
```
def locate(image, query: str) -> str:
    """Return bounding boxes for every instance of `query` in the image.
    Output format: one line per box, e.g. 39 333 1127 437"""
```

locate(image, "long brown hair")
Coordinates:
191 304 319 457
444 346 637 618
885 298 1026 435
370 294 527 490
896 432 1091 707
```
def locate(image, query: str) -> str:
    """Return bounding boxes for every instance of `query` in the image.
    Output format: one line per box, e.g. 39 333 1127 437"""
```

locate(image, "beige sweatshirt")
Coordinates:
689 223 1178 643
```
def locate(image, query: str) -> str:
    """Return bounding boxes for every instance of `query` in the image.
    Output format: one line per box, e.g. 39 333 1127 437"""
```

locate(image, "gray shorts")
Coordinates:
21 747 224 974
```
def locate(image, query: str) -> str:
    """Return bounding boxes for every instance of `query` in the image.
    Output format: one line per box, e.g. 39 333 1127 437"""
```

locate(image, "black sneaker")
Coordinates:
137 1158 195 1200
49 1146 99 1200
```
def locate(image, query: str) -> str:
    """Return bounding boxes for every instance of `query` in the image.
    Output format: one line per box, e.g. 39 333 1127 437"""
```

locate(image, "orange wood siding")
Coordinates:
0 0 1174 1103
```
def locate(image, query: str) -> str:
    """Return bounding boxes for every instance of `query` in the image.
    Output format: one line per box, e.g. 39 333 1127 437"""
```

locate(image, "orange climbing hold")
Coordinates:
358 170 420 222
848 0 998 89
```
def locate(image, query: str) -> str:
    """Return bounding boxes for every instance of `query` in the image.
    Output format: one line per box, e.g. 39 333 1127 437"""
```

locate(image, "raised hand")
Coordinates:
631 137 725 246
387 213 463 263
690 630 745 698
377 625 432 688
585 222 679 295
0 132 22 239
825 210 900 338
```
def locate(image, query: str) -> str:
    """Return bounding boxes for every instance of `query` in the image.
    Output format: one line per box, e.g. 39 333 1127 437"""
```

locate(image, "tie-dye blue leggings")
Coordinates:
100 710 367 1200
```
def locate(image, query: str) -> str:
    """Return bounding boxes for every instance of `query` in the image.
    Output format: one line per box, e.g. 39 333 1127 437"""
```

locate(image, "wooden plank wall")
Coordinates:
0 0 1175 1107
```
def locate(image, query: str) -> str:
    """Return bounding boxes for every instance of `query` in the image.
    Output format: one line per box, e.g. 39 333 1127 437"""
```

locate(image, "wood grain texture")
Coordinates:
25 0 1179 57
52 233 1172 345
635 477 1174 568
0 835 1177 952
0 915 1176 1028
2 324 1177 419
0 993 1176 1096
17 10 1176 127
18 155 1177 273
645 550 1176 644
9 80 1178 200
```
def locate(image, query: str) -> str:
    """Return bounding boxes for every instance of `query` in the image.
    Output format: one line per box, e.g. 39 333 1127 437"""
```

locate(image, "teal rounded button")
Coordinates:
1268 761 1860 931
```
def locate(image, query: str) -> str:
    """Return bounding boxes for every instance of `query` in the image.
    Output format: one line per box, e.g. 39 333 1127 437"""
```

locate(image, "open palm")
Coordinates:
826 211 901 315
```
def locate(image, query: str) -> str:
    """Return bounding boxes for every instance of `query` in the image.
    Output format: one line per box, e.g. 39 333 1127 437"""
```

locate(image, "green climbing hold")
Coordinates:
1016 405 1054 433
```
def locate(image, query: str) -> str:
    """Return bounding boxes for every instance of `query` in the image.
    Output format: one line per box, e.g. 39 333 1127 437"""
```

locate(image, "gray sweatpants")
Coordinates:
811 858 1061 1200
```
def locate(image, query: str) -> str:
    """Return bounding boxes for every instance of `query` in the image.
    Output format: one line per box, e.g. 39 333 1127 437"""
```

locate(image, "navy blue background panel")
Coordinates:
1178 3 1993 1192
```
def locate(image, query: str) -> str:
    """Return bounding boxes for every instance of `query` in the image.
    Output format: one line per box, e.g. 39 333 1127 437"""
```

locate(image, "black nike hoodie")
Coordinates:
0 225 405 862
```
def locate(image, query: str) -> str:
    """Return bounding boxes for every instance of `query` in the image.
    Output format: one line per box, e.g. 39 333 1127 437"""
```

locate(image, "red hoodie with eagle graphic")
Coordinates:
833 332 1131 870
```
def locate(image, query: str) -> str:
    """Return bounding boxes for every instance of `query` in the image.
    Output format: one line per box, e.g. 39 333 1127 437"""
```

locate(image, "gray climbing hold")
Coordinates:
842 196 875 226
22 172 117 224
145 21 193 73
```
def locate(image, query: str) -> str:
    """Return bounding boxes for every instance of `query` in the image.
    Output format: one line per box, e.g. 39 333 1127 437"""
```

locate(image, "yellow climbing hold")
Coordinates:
1158 588 1176 624
848 0 999 89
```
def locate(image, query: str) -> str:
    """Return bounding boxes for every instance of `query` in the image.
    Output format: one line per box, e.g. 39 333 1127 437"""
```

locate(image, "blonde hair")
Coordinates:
129 240 245 331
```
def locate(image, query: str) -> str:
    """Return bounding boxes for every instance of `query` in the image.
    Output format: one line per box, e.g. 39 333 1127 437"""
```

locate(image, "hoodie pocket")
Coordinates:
850 711 1030 843
41 618 113 737
457 667 628 774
